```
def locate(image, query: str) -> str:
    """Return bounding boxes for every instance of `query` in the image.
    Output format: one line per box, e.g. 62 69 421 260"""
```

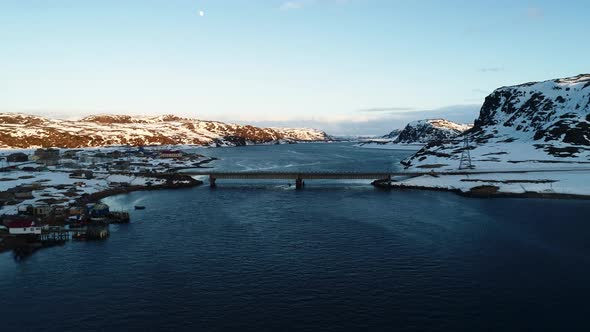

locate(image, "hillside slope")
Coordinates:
402 74 590 170
0 113 328 148
395 119 472 144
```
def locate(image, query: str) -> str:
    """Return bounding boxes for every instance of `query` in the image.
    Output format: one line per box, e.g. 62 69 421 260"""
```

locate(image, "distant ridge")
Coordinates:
356 118 472 149
0 113 329 148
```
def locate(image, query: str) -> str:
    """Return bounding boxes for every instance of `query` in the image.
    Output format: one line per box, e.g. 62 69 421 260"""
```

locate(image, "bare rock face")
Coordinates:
0 114 329 148
394 119 472 144
403 74 590 170
473 74 590 147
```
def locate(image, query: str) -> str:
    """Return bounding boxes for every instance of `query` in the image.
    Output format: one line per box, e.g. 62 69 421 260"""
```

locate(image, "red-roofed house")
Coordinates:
5 220 45 235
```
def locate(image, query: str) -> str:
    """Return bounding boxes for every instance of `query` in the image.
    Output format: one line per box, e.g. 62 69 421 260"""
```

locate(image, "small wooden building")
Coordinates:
6 152 29 163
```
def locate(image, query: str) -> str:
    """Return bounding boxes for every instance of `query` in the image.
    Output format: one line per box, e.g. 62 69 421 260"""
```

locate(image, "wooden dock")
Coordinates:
40 224 110 242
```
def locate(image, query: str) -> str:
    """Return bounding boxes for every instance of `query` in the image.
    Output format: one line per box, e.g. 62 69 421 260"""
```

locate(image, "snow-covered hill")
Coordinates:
356 119 471 150
402 74 590 170
395 119 472 144
0 113 329 149
382 129 401 139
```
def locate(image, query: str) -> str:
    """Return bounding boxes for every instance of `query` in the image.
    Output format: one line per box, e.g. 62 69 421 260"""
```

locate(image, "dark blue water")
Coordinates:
1 143 589 331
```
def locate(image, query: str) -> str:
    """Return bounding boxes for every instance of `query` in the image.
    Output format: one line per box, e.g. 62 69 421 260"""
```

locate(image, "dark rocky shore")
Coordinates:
84 173 203 204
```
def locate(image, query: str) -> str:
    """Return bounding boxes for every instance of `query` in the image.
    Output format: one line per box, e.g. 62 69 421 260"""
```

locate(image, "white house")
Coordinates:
159 150 183 159
5 220 45 235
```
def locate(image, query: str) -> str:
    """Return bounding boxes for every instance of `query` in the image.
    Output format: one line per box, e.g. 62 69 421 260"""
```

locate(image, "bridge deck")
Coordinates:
182 168 590 188
185 171 397 180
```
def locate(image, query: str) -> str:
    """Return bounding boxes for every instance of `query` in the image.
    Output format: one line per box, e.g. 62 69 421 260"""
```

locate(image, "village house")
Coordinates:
109 181 130 188
53 206 67 217
68 206 84 221
159 150 183 159
17 204 32 215
87 203 110 219
5 219 45 235
6 152 29 163
13 190 34 200
33 205 52 218
0 191 15 207
107 151 124 159
62 150 82 159
59 160 80 169
70 170 94 179
21 166 43 172
78 152 110 164
29 182 44 190
111 160 130 171
33 148 60 166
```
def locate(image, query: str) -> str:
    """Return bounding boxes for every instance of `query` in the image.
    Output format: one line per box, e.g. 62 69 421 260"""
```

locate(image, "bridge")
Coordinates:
183 168 590 189
185 170 426 189
182 171 400 189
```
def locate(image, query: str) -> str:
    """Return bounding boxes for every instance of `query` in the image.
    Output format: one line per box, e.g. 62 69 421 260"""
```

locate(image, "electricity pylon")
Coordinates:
459 135 474 170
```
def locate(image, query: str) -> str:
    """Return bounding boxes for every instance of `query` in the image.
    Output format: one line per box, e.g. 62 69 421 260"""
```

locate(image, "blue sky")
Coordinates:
1 0 589 135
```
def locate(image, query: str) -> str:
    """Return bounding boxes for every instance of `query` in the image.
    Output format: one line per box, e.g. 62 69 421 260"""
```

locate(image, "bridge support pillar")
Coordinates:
295 176 304 190
209 175 216 188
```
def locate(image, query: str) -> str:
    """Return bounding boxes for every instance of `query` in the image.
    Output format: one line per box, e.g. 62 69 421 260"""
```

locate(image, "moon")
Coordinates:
199 10 205 17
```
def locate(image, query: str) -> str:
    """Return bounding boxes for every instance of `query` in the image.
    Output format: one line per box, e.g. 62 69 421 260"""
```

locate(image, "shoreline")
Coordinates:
372 179 590 200
84 173 203 204
0 173 203 254
169 157 218 172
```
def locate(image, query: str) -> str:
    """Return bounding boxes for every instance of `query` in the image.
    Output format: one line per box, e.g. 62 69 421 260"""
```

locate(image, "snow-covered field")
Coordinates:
392 74 590 197
0 146 211 216
0 170 165 216
390 169 590 197
405 141 590 171
404 74 590 171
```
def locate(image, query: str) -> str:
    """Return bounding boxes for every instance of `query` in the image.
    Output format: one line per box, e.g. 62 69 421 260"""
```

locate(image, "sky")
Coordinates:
1 0 589 135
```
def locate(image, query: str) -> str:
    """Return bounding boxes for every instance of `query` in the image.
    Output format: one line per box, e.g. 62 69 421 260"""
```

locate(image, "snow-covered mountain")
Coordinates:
403 74 590 170
382 129 401 139
0 113 329 149
356 119 471 149
394 119 472 144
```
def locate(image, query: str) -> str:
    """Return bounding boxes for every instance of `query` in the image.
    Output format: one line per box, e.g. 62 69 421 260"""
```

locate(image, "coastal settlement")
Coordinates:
0 146 208 255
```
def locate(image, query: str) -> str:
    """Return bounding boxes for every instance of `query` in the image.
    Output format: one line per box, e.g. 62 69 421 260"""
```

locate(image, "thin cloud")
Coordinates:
358 107 416 113
526 7 544 19
478 67 504 73
279 0 351 11
280 1 310 10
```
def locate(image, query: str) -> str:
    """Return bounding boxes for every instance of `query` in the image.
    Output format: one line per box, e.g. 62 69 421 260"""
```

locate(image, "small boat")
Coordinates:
134 205 146 210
